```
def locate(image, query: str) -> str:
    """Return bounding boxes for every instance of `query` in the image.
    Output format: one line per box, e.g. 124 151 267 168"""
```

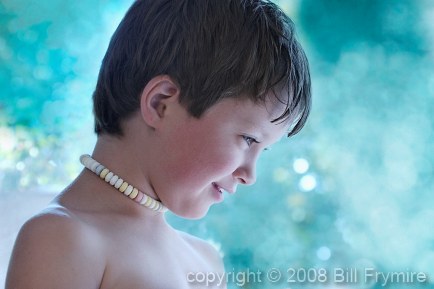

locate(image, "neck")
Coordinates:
80 154 167 213
91 134 159 202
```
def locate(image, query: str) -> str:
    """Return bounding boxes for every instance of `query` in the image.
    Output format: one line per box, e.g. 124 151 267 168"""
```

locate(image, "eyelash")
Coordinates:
243 135 259 147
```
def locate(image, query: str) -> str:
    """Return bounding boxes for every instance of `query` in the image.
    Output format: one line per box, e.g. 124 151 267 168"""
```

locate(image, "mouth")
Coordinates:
212 182 223 194
212 182 235 195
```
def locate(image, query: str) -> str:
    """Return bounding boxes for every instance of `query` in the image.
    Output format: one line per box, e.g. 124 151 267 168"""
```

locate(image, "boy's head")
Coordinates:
93 0 311 137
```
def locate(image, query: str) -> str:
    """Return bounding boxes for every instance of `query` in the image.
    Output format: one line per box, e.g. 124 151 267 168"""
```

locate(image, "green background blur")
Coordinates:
1 0 433 288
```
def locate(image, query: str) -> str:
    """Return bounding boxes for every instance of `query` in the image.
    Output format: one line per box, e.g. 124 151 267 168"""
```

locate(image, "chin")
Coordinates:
171 205 211 220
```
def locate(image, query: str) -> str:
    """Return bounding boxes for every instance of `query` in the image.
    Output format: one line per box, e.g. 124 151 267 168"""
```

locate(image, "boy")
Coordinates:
6 0 311 288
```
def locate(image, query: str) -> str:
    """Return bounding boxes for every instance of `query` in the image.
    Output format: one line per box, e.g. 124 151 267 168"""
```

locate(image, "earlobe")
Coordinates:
140 75 180 128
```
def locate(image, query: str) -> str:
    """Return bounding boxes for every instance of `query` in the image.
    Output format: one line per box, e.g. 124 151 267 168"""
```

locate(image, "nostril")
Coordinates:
233 165 256 186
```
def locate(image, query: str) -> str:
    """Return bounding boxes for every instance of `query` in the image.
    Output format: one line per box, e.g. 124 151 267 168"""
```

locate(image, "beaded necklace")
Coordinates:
80 154 168 212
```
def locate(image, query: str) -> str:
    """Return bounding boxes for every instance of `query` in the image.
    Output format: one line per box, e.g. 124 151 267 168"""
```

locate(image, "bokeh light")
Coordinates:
1 0 433 288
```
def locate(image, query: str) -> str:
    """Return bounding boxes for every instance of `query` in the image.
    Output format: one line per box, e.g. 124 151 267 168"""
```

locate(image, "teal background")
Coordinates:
1 0 433 288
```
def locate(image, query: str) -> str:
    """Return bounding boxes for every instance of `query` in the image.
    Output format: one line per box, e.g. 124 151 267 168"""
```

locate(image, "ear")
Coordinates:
140 75 180 128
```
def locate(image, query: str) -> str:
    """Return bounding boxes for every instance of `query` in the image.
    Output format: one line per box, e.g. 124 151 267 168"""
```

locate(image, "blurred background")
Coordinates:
1 0 433 288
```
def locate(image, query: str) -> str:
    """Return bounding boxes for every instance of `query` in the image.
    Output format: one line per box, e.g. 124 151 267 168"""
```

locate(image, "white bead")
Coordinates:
105 172 114 182
109 175 119 185
140 194 148 205
124 185 133 196
90 161 99 172
79 154 88 165
79 155 167 213
95 165 104 175
149 200 156 210
114 178 123 189
84 156 92 168
80 155 87 166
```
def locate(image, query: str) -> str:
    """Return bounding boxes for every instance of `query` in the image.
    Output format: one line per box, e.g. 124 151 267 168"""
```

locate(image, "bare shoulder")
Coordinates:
6 205 106 289
178 230 224 271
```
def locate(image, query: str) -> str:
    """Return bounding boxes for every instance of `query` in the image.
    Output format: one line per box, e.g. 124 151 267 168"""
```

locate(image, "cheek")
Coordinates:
168 142 239 188
157 122 240 188
171 145 237 185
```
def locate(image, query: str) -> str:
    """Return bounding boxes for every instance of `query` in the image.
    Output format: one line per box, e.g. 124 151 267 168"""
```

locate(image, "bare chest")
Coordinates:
98 232 222 289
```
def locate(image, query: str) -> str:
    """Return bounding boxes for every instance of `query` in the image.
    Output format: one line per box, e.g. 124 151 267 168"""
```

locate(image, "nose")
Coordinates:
233 160 257 186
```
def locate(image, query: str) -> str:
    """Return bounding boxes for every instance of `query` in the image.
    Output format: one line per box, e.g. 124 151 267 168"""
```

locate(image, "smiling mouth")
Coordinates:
212 182 236 195
212 182 223 194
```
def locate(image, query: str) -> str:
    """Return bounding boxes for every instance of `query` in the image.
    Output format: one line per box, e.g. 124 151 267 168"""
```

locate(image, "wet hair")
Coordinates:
93 0 311 137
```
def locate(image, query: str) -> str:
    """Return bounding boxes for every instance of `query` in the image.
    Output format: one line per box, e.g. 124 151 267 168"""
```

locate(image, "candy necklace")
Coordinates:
80 154 168 212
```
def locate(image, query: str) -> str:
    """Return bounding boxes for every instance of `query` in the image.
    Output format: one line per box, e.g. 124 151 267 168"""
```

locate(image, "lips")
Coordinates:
212 182 235 194
212 183 223 194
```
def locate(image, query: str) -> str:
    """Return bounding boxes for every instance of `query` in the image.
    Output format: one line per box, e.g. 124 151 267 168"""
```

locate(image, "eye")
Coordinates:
242 135 258 147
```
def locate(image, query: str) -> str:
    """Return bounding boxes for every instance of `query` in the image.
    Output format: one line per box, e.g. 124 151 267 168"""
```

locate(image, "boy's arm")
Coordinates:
5 213 105 289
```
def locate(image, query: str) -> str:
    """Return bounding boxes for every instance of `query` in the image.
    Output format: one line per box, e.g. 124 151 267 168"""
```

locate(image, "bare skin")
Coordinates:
6 76 289 289
6 170 225 289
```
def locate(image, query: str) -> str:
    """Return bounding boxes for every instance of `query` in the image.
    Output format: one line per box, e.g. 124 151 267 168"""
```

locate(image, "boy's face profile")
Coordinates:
145 86 291 219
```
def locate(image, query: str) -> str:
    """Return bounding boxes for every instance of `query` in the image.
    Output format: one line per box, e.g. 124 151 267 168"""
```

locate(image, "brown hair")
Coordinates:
93 0 311 136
